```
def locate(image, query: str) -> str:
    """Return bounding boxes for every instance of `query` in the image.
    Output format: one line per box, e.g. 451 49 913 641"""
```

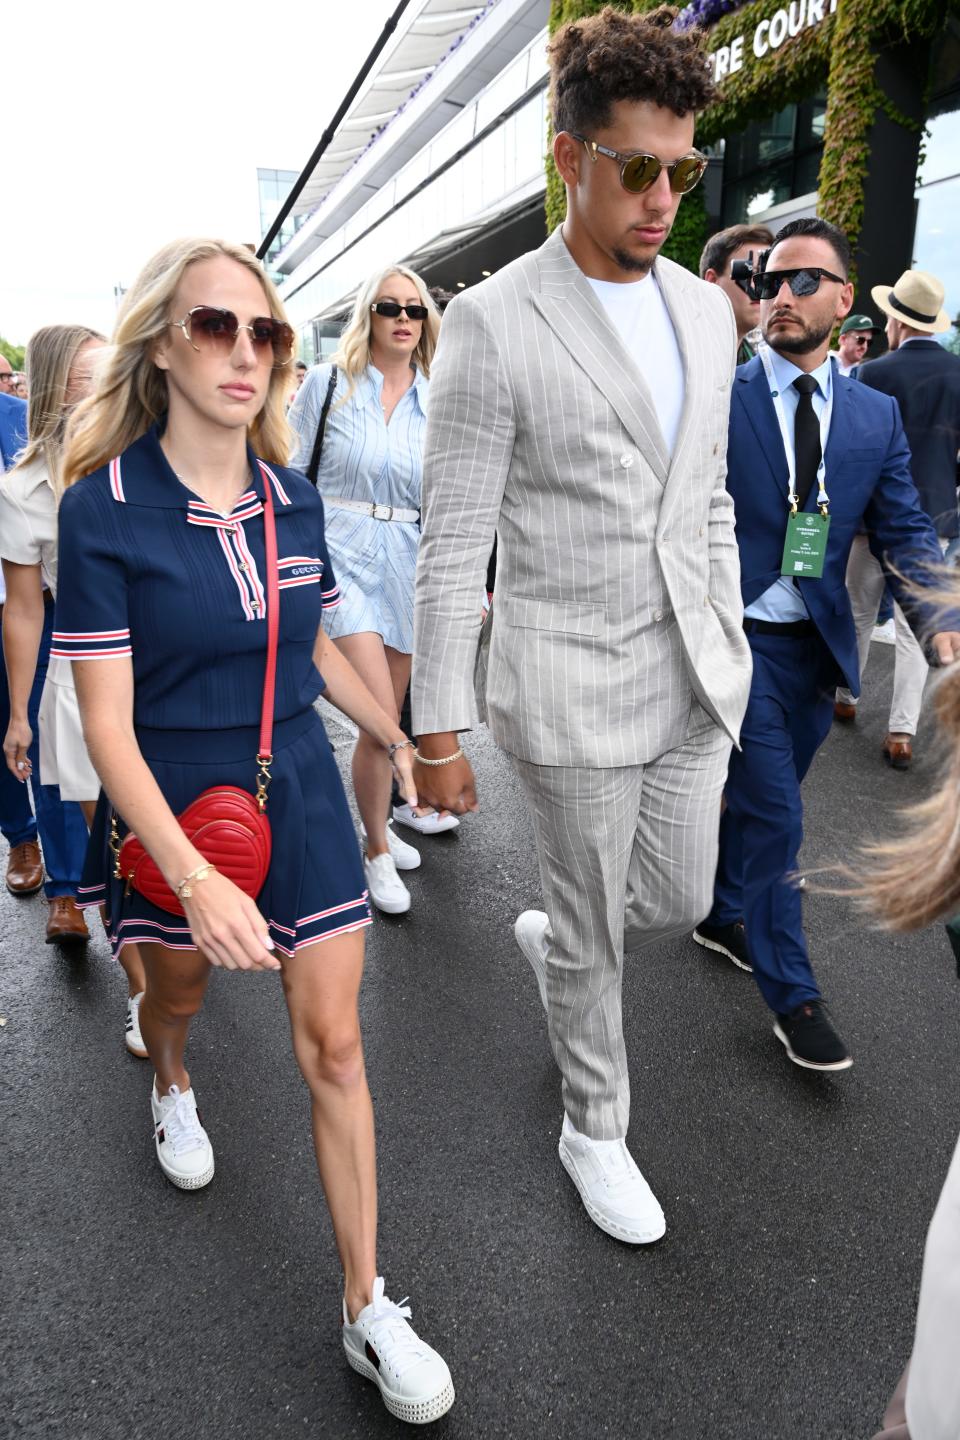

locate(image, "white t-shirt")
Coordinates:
587 272 685 455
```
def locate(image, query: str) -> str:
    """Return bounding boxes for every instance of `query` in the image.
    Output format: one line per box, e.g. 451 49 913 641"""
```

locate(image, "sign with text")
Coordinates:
709 0 838 85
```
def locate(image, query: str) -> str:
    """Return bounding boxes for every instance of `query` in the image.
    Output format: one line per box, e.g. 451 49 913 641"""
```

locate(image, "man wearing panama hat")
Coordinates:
834 269 960 767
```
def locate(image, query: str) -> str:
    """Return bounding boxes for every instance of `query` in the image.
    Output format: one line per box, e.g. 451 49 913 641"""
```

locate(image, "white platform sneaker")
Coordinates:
342 1277 455 1425
514 910 549 1010
360 821 421 871
151 1082 215 1190
125 991 148 1057
558 1114 666 1244
392 803 459 836
364 853 411 914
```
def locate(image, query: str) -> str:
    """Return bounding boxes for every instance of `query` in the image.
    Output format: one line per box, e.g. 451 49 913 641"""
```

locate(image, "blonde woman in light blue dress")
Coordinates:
289 266 454 915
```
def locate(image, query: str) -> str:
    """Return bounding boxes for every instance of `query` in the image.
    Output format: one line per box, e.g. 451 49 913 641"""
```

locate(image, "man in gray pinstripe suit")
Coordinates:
411 5 751 1244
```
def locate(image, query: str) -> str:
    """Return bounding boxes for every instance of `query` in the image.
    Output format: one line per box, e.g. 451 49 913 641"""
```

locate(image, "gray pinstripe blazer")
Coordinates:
412 225 752 768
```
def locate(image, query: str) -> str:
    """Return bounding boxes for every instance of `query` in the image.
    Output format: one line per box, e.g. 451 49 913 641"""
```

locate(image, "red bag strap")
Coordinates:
256 463 281 803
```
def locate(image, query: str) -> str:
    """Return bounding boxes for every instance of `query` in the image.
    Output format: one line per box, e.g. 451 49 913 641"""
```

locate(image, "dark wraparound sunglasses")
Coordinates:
752 267 846 301
569 133 708 194
170 306 294 367
370 302 429 321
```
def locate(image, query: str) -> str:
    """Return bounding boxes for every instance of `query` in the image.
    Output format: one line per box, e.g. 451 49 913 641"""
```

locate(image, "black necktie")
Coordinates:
792 374 821 509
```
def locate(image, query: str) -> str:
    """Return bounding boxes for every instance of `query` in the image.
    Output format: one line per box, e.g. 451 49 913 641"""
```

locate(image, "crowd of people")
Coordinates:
4 3 960 1434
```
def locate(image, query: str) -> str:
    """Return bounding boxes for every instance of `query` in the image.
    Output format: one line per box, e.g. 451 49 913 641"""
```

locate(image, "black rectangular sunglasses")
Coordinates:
752 267 846 301
370 301 429 321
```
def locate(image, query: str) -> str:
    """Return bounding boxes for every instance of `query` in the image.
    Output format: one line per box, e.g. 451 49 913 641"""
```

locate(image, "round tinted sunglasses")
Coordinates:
170 306 295 367
569 133 708 195
752 267 846 302
370 302 429 321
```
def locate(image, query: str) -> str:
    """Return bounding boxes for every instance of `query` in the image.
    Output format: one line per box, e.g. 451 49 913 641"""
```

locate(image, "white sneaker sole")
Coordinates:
366 886 411 915
558 1140 666 1245
155 1143 215 1190
125 1034 149 1058
691 928 752 973
343 1344 455 1425
773 1022 853 1072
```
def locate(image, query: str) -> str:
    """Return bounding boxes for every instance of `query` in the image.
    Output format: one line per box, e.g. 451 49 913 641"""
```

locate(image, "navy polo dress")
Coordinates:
54 425 371 959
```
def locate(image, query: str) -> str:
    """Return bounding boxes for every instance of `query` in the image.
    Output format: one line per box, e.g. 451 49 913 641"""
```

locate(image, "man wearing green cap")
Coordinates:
830 313 879 377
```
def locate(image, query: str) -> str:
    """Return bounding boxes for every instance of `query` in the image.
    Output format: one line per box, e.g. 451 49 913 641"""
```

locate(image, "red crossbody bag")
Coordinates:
112 466 280 918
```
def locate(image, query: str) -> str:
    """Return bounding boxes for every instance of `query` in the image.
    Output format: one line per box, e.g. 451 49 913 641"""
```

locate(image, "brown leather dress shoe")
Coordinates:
45 896 90 945
833 700 857 724
882 734 913 770
6 839 44 894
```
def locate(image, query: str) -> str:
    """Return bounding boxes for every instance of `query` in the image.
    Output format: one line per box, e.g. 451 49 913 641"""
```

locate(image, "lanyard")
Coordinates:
760 347 833 514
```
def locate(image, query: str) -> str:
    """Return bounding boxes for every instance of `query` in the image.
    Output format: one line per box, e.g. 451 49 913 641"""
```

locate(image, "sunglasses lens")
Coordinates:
403 305 428 321
790 270 821 297
374 302 402 318
251 318 294 366
190 308 239 350
621 154 661 193
672 157 707 194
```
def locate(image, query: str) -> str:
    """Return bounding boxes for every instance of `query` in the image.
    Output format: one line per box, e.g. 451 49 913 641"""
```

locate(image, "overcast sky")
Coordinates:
0 0 398 345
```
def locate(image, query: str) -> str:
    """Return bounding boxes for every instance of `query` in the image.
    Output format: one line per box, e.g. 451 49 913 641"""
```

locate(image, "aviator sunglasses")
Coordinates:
569 133 708 194
370 301 429 321
752 267 846 302
170 306 295 367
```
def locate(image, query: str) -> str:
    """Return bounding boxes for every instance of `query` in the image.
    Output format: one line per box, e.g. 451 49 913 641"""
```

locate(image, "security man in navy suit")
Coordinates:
692 217 960 1072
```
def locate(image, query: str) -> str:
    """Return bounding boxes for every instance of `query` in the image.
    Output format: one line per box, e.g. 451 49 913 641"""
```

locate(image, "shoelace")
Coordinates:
155 1085 206 1154
590 1139 642 1198
362 1278 428 1378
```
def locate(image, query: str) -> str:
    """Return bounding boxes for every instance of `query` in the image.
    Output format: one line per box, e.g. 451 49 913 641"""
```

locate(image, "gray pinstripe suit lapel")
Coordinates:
654 259 711 532
532 229 670 484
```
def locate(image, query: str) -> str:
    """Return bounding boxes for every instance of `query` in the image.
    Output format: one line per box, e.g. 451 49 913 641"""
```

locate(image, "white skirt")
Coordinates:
39 657 100 802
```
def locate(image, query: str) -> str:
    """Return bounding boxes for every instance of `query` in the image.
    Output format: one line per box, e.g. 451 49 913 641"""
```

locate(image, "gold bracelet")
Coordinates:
176 863 216 900
413 747 464 767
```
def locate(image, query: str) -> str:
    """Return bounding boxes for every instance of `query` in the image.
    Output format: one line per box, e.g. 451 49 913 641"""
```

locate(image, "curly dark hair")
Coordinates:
548 5 715 134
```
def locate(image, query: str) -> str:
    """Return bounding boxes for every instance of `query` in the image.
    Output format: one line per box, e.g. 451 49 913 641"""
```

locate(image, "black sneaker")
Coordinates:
692 920 752 972
773 1001 852 1072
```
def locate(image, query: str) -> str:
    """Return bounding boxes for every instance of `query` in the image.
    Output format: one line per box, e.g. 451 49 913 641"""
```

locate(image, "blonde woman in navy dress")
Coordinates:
289 267 457 917
56 239 454 1425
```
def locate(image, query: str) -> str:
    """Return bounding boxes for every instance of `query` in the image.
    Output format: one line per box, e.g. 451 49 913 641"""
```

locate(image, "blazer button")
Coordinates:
654 609 664 622
619 453 634 468
699 527 704 538
713 443 719 455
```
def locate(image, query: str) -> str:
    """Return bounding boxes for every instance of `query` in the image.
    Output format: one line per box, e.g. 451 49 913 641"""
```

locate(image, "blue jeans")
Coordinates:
0 598 88 897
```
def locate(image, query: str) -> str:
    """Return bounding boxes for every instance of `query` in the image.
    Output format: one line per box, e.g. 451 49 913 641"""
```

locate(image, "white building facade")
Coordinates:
275 0 551 356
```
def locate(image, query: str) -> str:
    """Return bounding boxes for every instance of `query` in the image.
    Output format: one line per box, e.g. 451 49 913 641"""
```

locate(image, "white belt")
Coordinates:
325 496 419 523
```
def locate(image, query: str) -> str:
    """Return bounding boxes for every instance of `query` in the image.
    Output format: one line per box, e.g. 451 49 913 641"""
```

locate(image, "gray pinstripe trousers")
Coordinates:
514 718 731 1141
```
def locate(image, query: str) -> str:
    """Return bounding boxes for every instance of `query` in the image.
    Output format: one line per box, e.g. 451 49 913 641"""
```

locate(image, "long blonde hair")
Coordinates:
854 575 960 929
12 325 105 500
331 263 440 407
62 238 293 491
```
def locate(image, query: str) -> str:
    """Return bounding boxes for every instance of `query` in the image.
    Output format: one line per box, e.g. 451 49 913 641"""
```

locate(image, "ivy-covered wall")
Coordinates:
545 0 955 279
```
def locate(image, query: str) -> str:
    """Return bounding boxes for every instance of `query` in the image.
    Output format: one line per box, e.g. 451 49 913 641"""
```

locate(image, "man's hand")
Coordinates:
931 632 960 665
413 732 479 815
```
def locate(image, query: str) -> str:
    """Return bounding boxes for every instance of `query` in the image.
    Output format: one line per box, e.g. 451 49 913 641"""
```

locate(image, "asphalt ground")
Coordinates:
3 640 959 1440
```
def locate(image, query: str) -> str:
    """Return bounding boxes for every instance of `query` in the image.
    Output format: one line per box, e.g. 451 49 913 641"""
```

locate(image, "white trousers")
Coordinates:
835 534 945 736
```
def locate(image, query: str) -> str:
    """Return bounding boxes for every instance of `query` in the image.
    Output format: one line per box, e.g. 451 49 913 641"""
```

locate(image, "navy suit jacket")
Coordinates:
727 355 944 696
0 392 27 469
858 339 960 538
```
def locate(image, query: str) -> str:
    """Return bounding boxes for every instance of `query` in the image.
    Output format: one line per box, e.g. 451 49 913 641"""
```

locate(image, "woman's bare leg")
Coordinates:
333 633 404 859
136 940 211 1094
281 928 377 1321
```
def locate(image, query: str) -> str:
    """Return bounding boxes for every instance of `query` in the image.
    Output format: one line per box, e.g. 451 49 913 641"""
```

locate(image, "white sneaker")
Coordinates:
364 853 411 914
151 1082 215 1190
558 1113 666 1244
360 821 421 871
514 910 549 1010
392 803 460 836
342 1277 455 1425
125 991 148 1057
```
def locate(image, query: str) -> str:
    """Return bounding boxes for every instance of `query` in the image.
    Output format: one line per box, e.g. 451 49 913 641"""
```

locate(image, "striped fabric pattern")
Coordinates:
50 627 132 660
288 364 426 653
411 225 752 768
